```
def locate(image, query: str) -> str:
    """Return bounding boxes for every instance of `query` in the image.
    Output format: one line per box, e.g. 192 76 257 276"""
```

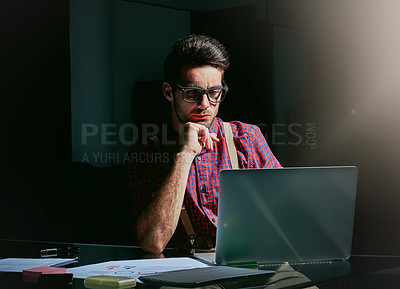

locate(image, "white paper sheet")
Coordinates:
0 258 78 272
66 257 210 281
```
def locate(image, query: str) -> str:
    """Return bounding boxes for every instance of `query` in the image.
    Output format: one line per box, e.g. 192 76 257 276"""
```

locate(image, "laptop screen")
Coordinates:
215 166 358 265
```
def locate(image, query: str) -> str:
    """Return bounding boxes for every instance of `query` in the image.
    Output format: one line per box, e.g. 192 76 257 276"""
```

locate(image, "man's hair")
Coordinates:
163 34 230 85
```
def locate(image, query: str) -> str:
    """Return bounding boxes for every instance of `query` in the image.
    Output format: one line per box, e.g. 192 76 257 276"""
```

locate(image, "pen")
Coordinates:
40 246 80 257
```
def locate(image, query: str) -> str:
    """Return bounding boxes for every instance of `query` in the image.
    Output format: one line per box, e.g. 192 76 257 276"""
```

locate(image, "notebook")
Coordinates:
215 166 358 266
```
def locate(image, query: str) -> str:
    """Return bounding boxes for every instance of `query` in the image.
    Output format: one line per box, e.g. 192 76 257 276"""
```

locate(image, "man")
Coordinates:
126 35 280 254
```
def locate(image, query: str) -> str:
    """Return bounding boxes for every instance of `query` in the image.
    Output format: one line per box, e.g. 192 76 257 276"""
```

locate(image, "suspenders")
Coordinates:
223 122 239 169
150 122 238 250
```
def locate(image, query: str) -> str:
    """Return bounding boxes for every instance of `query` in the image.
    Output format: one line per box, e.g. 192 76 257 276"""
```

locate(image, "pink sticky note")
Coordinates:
23 265 66 283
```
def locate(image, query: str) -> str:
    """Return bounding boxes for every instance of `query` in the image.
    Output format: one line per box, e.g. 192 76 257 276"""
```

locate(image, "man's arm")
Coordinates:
136 123 219 253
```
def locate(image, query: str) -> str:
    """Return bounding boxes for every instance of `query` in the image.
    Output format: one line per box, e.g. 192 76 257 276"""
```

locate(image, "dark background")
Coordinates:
1 0 400 256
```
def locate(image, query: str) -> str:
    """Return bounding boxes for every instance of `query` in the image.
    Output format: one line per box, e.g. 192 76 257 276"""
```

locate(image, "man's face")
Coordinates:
168 65 223 131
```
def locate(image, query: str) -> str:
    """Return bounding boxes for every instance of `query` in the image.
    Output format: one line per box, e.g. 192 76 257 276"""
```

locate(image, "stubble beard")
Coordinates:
173 98 217 129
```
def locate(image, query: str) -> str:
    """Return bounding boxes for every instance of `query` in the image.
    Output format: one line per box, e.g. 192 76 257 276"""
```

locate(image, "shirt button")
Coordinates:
212 218 215 223
197 156 202 161
201 187 206 193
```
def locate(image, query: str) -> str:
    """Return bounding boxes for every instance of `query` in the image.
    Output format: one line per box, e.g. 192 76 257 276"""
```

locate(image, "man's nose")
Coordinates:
198 93 210 109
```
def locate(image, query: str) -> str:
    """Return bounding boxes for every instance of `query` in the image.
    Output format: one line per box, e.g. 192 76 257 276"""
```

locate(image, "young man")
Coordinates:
126 35 280 254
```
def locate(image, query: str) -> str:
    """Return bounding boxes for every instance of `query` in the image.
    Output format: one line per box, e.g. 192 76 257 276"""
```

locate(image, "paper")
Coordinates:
0 258 77 272
66 257 210 282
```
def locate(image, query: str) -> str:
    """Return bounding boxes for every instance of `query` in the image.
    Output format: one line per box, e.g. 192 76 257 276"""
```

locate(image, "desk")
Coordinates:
1 239 400 289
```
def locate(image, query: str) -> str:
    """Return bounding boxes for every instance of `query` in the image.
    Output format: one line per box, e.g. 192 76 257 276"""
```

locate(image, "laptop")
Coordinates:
215 166 358 266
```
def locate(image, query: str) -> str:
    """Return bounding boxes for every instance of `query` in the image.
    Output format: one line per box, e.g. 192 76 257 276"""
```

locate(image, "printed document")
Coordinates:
67 257 210 281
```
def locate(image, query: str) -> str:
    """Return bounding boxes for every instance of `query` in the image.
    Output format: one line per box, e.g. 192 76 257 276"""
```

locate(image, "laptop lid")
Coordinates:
215 166 358 265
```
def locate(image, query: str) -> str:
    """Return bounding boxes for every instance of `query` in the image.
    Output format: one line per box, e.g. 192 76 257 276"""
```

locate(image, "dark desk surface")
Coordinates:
1 239 400 289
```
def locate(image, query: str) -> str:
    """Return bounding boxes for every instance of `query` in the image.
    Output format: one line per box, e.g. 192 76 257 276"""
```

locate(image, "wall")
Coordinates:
110 1 190 160
70 0 190 166
270 0 400 254
0 0 71 241
0 0 71 170
70 0 113 166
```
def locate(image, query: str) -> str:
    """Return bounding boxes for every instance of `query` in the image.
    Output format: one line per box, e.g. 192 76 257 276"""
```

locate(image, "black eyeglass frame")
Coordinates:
175 82 228 103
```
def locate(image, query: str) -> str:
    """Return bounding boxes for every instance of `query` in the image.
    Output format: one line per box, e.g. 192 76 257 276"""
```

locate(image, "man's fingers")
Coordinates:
204 132 219 151
210 133 219 142
198 128 213 151
206 136 212 150
186 122 219 152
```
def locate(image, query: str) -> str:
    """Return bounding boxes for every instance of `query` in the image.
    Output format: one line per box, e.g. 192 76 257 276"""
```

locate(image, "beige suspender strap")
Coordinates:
180 206 196 244
223 122 239 169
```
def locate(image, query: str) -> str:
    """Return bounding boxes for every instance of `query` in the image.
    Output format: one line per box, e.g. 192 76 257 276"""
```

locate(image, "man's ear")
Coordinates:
162 82 173 102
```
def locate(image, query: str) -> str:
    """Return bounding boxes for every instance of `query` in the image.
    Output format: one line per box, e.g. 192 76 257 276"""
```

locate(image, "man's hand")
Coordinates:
180 122 219 157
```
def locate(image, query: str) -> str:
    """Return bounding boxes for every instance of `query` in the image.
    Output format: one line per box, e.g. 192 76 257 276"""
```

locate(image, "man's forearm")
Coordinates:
137 151 195 253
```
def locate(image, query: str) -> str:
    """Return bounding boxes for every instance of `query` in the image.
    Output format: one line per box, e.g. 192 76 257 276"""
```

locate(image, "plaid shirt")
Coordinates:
125 117 281 247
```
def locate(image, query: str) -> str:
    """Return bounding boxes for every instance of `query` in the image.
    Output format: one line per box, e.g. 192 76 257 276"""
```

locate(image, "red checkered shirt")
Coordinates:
125 117 281 247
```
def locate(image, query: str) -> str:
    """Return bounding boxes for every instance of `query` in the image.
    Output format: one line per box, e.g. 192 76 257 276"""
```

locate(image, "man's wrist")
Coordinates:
176 149 196 164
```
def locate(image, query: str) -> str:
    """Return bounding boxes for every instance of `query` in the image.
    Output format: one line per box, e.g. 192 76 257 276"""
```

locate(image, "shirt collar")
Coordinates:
209 117 219 135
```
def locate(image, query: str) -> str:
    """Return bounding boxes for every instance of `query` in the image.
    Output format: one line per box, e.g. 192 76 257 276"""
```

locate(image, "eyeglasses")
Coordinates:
176 83 228 103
